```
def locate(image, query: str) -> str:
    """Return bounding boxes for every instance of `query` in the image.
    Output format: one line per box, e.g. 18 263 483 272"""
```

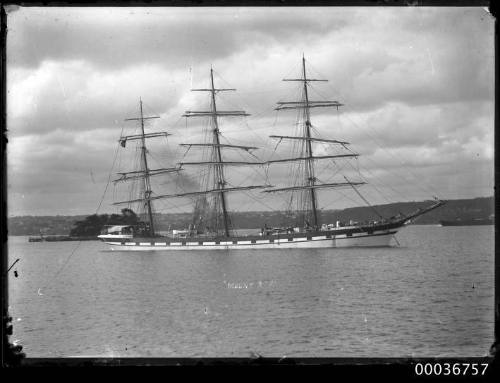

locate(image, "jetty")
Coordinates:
28 235 98 242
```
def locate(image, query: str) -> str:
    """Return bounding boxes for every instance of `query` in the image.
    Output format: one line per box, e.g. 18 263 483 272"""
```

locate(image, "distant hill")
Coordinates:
319 196 495 225
8 215 88 236
7 196 494 236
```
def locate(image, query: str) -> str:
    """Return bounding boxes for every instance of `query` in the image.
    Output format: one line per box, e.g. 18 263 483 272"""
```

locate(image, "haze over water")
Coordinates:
8 225 494 358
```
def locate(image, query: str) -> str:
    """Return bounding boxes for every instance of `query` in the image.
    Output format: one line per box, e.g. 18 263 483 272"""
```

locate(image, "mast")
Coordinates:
139 99 155 235
302 56 319 228
209 69 230 237
120 99 170 237
181 68 265 237
267 56 360 229
128 99 154 236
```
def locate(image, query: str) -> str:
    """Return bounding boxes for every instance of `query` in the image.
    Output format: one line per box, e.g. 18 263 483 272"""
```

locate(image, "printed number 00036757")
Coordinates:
414 363 489 376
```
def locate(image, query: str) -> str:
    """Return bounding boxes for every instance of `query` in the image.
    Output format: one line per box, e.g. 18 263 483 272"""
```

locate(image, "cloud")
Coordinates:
8 60 188 138
7 7 345 70
6 6 494 216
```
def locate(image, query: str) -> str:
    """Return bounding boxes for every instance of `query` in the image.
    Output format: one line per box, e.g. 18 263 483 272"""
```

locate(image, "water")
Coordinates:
7 225 494 357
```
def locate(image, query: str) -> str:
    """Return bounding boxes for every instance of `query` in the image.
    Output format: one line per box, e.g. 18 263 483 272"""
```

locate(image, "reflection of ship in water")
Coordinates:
440 215 494 226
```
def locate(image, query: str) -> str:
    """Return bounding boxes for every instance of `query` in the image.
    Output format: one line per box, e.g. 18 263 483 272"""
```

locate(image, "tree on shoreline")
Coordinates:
69 208 140 237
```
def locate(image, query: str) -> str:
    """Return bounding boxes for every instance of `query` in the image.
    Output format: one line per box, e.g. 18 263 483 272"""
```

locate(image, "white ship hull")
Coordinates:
101 229 397 251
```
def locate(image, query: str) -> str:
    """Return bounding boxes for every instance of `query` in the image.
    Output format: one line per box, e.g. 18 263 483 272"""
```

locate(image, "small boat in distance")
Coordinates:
29 228 47 242
440 216 494 226
28 236 44 242
99 57 445 251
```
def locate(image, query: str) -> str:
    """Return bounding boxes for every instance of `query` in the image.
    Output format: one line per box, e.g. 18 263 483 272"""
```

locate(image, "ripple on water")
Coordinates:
7 226 494 357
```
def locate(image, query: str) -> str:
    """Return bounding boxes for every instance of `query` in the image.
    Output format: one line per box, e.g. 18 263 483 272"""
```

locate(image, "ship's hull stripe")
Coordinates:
103 230 398 250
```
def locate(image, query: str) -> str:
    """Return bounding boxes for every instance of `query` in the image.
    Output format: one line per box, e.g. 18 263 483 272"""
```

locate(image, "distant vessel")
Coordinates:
99 57 445 251
28 236 44 242
440 216 494 226
29 229 46 242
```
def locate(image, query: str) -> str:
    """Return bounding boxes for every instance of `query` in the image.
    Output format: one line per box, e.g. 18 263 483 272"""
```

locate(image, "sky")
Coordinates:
6 6 495 217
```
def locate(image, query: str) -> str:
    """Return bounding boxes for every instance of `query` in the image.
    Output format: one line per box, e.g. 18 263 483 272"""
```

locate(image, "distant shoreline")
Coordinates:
7 196 494 236
7 196 494 219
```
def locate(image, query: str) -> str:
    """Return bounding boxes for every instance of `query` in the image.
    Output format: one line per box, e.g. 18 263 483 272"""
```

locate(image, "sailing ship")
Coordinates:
98 57 445 250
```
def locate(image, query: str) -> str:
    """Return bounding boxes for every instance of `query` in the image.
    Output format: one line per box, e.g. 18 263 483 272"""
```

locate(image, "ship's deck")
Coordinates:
111 219 406 244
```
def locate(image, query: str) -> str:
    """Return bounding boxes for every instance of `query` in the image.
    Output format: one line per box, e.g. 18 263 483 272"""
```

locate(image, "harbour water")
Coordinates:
7 225 494 358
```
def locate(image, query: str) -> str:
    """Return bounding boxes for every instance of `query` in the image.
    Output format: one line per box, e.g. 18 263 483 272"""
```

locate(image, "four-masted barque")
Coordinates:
98 57 445 250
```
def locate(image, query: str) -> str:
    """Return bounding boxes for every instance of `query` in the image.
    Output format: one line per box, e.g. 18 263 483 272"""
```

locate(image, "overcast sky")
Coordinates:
6 6 494 217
